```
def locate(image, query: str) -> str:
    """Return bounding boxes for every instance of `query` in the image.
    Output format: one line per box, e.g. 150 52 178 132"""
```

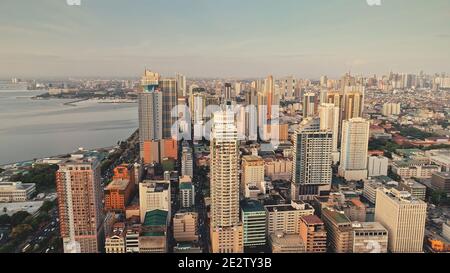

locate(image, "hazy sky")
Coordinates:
0 0 449 79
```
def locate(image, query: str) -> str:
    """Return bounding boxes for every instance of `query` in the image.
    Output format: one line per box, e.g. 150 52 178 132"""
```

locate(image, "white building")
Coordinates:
139 180 171 222
0 181 36 202
368 156 389 177
382 103 401 117
339 118 370 181
319 103 341 163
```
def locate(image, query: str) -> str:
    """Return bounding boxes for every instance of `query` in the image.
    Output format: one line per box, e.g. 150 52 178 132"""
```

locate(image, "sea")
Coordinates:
0 90 138 165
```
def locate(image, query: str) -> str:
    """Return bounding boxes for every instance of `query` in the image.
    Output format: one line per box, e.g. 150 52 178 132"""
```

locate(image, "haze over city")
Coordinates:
1 0 450 78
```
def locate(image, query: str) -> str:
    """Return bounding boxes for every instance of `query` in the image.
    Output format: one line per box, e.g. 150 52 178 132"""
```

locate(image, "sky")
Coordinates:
0 0 449 79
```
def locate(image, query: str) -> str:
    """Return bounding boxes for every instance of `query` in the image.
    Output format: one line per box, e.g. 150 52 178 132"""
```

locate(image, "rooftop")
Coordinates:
242 199 265 213
322 208 352 224
143 210 168 227
301 215 324 225
105 179 130 191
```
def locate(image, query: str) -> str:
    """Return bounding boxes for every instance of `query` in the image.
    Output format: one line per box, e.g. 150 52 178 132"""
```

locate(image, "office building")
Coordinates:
139 180 171 223
241 155 265 197
291 117 333 200
181 142 194 177
352 222 388 253
431 172 450 194
180 180 195 208
270 232 306 253
299 215 327 253
321 208 353 253
104 178 133 212
339 118 370 181
342 86 364 120
210 107 244 253
382 103 401 117
176 73 186 98
56 155 104 253
375 188 427 253
173 212 199 243
265 201 315 234
241 199 266 247
368 156 389 177
139 210 168 253
0 182 36 202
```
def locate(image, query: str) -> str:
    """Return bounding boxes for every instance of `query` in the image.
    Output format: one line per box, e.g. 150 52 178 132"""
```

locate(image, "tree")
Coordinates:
0 214 11 226
40 200 56 213
10 211 31 227
10 224 33 240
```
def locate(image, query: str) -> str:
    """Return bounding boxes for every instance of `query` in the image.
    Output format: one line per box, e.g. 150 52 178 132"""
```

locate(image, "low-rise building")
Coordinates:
352 222 388 253
105 223 126 253
138 210 168 253
399 179 427 201
392 160 441 179
173 212 198 243
265 200 314 234
241 199 266 247
0 181 36 202
104 178 133 212
269 232 305 253
299 215 327 253
431 172 450 194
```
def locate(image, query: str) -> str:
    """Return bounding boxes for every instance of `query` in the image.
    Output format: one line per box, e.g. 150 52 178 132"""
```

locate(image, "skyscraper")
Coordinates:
342 86 364 121
291 117 333 200
210 106 243 253
319 103 341 163
224 83 232 101
139 70 163 164
303 92 316 118
139 70 178 164
56 155 104 253
176 73 187 98
375 188 427 253
339 118 370 181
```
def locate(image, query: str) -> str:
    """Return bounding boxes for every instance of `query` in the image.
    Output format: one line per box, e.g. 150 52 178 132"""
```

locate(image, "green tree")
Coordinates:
10 224 33 240
40 200 56 213
0 214 11 226
10 211 31 227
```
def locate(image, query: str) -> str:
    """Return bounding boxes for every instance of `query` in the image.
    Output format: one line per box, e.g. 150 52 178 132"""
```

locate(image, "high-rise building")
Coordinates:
210 107 243 253
368 155 389 177
241 155 265 198
56 155 104 253
181 142 193 177
321 208 353 253
319 103 340 163
339 118 370 181
382 103 401 117
139 70 163 164
342 86 364 121
180 178 195 208
375 188 427 253
176 73 187 98
173 212 199 243
299 215 327 253
241 199 266 247
291 117 333 200
139 70 178 164
139 180 171 223
303 92 316 118
281 76 296 99
224 83 232 101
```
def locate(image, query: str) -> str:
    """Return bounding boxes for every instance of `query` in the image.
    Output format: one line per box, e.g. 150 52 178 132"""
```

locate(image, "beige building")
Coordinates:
339 118 369 181
375 188 427 253
321 208 354 253
0 181 36 202
270 232 306 253
210 108 243 253
105 223 126 253
139 180 171 223
265 201 315 235
241 155 265 197
392 160 441 179
264 156 292 181
352 222 388 253
173 212 199 242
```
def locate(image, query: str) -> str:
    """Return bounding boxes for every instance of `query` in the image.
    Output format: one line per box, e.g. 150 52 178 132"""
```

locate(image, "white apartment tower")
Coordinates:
319 103 341 163
339 118 370 181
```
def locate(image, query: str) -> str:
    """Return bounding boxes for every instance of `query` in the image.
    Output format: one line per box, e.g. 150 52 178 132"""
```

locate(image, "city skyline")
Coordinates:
1 0 450 78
